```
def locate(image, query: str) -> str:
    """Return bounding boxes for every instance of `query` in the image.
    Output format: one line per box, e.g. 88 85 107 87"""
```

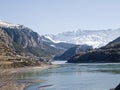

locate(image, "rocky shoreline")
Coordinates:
110 83 120 90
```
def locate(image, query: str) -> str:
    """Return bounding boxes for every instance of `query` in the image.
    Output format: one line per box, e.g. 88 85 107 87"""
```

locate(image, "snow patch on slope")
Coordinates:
0 21 20 28
44 29 120 48
44 35 62 43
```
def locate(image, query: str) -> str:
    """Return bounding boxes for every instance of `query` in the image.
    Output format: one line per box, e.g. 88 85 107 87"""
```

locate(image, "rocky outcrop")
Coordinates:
68 37 120 63
0 24 43 48
114 83 120 90
0 29 13 48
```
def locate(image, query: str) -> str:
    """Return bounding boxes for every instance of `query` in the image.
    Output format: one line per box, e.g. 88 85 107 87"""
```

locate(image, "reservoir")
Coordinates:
15 61 120 90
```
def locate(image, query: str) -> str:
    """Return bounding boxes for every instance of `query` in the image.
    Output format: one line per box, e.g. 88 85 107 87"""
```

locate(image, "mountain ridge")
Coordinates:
0 21 59 56
54 45 92 60
0 21 57 68
43 29 120 48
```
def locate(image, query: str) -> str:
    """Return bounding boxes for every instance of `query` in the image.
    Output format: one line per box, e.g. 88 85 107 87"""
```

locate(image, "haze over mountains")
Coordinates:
43 29 120 48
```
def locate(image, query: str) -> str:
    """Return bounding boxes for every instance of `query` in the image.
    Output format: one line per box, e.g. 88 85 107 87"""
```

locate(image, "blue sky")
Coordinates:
0 0 120 35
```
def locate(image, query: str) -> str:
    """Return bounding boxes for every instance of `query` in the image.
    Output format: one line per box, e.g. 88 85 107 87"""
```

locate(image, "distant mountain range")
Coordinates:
54 45 92 60
43 29 120 48
0 20 120 66
41 36 75 52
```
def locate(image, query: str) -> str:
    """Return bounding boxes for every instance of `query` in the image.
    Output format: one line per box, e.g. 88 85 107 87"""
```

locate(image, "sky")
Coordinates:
0 0 120 35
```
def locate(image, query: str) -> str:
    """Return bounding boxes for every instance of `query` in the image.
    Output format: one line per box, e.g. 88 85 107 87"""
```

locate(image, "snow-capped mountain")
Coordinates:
41 35 75 51
0 20 61 57
43 29 120 48
0 20 21 28
0 20 28 30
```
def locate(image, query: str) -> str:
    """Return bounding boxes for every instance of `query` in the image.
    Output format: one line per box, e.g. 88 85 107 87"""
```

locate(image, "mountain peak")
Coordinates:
0 20 20 28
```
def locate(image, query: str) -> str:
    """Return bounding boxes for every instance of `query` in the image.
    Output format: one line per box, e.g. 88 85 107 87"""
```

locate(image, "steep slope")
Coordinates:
0 29 12 48
42 36 75 51
107 37 120 45
68 37 120 63
0 21 58 68
0 37 37 68
0 41 46 68
44 29 120 48
0 21 58 57
54 45 92 60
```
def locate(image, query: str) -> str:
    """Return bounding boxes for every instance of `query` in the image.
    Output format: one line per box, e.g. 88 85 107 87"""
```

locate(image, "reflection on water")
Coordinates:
10 63 120 90
52 61 67 64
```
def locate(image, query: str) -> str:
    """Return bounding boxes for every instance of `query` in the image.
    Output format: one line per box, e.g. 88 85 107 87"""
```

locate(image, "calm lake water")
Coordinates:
15 61 120 90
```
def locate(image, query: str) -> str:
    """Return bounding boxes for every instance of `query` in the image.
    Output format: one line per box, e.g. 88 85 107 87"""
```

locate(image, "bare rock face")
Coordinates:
0 21 58 57
0 21 56 68
0 25 43 48
0 29 13 48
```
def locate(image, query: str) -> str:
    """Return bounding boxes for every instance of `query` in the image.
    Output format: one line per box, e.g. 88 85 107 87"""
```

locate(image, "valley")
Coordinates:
0 21 120 90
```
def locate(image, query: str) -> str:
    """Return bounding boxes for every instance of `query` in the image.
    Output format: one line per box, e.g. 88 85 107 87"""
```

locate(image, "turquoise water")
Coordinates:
16 62 120 90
